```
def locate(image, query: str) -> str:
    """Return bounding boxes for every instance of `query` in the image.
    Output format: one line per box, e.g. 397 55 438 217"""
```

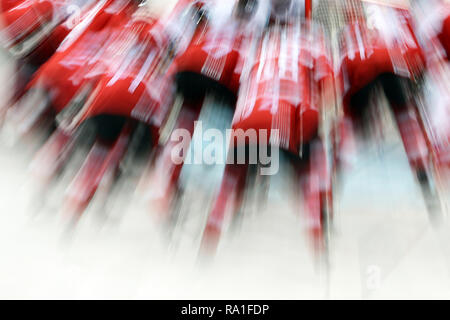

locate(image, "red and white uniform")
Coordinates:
232 21 333 152
413 0 450 168
0 0 100 62
338 1 424 111
26 0 133 113
173 0 271 95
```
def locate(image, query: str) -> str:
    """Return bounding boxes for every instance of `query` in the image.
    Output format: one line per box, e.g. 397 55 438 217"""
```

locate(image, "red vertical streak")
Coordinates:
305 0 312 19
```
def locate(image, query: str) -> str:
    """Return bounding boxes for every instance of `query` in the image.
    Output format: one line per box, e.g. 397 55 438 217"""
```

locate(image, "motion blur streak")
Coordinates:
0 0 449 299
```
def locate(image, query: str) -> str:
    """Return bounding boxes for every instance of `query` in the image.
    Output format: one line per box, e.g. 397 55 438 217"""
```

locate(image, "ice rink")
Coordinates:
0 0 450 300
